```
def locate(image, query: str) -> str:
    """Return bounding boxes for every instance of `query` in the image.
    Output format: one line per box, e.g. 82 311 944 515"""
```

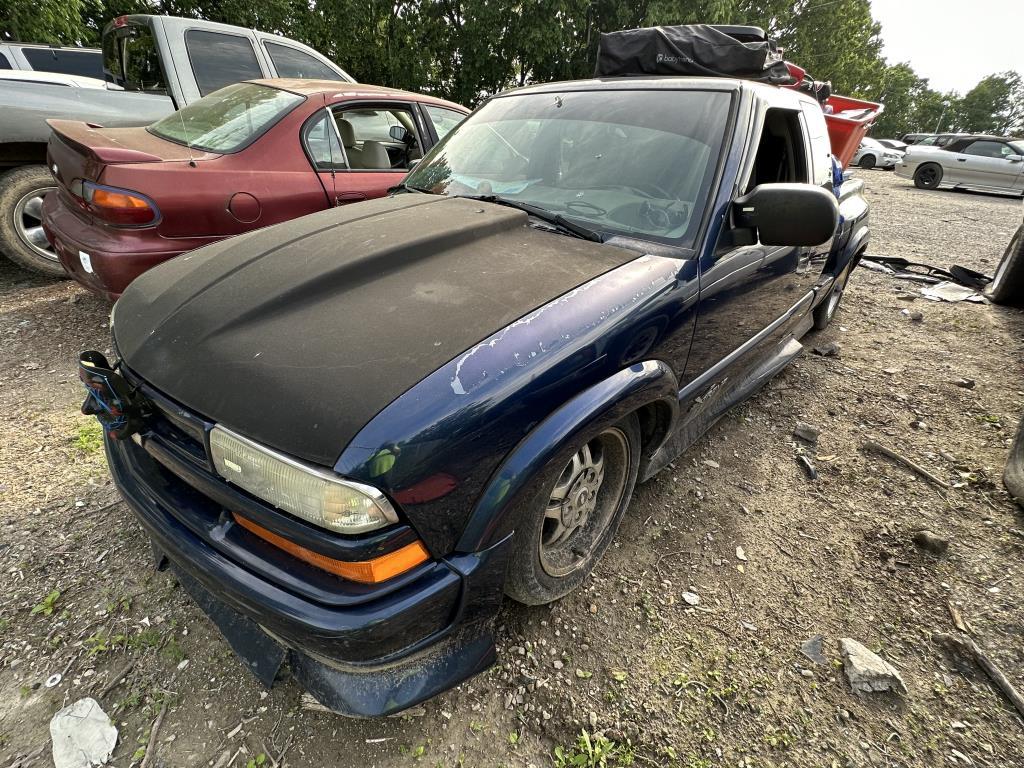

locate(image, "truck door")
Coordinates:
684 108 815 381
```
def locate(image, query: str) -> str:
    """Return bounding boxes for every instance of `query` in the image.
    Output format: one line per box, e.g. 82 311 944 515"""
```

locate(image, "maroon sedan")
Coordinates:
43 80 467 300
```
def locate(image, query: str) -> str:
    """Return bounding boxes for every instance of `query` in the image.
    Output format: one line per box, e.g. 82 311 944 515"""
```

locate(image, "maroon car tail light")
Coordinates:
82 182 160 227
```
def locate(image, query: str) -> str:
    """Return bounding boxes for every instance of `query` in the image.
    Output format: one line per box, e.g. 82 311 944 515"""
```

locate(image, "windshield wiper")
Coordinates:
390 181 435 195
459 194 604 242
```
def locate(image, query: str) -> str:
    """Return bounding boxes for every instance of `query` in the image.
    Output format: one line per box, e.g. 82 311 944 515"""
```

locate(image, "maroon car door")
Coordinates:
327 99 429 203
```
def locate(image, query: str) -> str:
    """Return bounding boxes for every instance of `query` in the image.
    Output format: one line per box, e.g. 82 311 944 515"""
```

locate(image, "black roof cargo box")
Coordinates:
594 24 794 84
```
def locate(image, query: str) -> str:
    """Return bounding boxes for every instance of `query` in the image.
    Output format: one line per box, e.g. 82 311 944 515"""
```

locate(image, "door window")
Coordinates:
332 105 421 171
747 109 809 190
0 53 9 69
962 140 1014 159
23 48 102 78
265 43 343 81
184 30 263 97
303 108 347 170
423 105 466 140
103 23 166 92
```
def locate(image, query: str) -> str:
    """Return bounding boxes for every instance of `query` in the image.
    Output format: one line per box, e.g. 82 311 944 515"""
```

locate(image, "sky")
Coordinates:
870 0 1024 94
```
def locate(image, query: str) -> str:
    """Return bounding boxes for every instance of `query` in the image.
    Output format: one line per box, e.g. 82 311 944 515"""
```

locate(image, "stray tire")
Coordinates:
0 165 65 278
858 154 876 170
812 261 853 330
913 163 943 190
1005 417 1024 507
986 224 1024 306
504 413 641 605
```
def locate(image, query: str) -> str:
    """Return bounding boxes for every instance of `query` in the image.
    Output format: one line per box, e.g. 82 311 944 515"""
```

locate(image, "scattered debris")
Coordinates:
934 633 1024 724
735 546 748 562
681 591 701 607
947 601 974 634
953 377 976 389
793 420 820 444
839 638 908 695
796 454 818 480
812 341 841 357
800 635 827 665
50 698 118 768
45 673 62 688
912 529 949 556
139 701 168 768
900 308 925 322
702 459 719 469
921 281 987 303
863 439 950 489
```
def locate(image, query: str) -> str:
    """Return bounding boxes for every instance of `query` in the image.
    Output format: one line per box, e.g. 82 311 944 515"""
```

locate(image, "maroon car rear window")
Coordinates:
148 82 304 154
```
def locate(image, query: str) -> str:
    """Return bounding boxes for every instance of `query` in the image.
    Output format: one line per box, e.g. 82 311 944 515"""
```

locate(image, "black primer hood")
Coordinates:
115 194 639 465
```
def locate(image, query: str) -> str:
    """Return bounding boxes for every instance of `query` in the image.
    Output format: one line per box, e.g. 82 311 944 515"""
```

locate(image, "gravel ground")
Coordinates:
1 170 1023 768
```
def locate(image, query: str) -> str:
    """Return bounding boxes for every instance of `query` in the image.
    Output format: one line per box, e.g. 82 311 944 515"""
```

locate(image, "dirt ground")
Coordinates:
1 170 1022 768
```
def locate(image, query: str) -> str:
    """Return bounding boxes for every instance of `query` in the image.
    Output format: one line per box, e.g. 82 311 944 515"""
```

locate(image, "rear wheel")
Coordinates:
0 165 65 277
858 154 876 170
987 224 1024 306
505 414 640 605
913 163 943 190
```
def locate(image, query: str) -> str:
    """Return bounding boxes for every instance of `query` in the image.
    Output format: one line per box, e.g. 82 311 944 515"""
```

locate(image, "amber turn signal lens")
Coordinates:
90 188 151 209
232 513 429 584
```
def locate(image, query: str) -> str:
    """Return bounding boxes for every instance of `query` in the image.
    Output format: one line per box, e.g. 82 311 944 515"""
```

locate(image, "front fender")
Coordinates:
456 360 678 553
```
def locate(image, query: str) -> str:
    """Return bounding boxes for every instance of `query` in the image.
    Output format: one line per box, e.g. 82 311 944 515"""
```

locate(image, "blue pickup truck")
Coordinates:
79 73 869 716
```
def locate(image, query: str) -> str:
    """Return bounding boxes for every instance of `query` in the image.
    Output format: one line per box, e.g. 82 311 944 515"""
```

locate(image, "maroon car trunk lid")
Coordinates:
47 120 216 188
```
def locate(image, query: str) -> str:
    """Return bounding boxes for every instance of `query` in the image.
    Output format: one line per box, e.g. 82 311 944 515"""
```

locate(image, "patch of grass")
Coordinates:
160 637 186 664
245 755 267 768
85 630 127 655
553 730 634 767
73 420 104 453
129 629 163 651
31 589 60 617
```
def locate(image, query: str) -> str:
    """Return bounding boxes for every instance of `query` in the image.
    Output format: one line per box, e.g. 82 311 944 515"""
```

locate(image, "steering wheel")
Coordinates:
638 201 673 231
565 199 607 216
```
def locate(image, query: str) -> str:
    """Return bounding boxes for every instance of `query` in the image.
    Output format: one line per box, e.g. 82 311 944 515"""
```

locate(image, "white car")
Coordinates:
0 70 107 88
852 137 903 170
896 135 1024 195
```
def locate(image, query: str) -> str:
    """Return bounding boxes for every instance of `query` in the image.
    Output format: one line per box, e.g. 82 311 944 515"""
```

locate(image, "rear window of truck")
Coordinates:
148 82 304 153
185 30 264 97
103 23 167 93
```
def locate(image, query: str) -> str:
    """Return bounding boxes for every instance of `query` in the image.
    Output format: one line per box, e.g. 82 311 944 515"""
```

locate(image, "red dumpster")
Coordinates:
823 94 884 169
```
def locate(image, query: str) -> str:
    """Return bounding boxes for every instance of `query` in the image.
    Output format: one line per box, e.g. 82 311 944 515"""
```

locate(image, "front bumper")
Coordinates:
42 190 216 301
104 388 508 716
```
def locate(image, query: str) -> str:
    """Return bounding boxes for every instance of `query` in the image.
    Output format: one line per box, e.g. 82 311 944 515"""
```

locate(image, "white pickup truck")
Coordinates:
0 14 352 276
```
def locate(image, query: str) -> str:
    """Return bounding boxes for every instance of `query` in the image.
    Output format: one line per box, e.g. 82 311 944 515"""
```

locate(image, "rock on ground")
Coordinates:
840 638 908 696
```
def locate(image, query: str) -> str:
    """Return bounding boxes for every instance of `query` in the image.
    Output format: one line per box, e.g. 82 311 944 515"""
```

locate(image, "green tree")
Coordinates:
955 72 1024 134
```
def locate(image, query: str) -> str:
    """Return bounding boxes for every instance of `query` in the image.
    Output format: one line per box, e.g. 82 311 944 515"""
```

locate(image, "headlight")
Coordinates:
210 425 398 534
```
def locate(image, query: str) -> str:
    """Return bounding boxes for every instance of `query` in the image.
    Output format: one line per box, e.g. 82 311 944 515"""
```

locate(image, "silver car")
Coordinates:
896 135 1024 195
852 136 903 170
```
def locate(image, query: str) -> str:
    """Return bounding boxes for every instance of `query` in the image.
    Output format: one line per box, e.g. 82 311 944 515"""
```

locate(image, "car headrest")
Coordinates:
359 140 391 169
336 118 356 148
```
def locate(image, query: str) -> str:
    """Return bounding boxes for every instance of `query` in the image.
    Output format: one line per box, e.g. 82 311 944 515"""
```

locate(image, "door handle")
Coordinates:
956 158 967 162
335 192 366 205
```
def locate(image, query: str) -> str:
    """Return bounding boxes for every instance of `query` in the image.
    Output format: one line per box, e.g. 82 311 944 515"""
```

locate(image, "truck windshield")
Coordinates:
148 82 304 154
403 89 732 246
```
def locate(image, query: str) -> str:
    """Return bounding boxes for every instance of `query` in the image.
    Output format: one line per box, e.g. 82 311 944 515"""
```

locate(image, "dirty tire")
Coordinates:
504 413 641 605
813 261 853 330
858 154 876 170
913 163 943 190
0 165 65 278
1006 417 1024 507
986 224 1024 306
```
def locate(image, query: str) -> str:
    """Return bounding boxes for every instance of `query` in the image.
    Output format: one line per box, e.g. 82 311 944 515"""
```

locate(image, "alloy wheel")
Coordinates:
540 427 629 578
13 187 57 262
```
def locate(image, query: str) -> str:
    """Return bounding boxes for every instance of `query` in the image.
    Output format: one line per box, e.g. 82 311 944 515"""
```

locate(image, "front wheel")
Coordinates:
913 163 943 190
858 154 876 170
813 261 853 330
0 165 66 277
986 224 1024 306
504 414 641 605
